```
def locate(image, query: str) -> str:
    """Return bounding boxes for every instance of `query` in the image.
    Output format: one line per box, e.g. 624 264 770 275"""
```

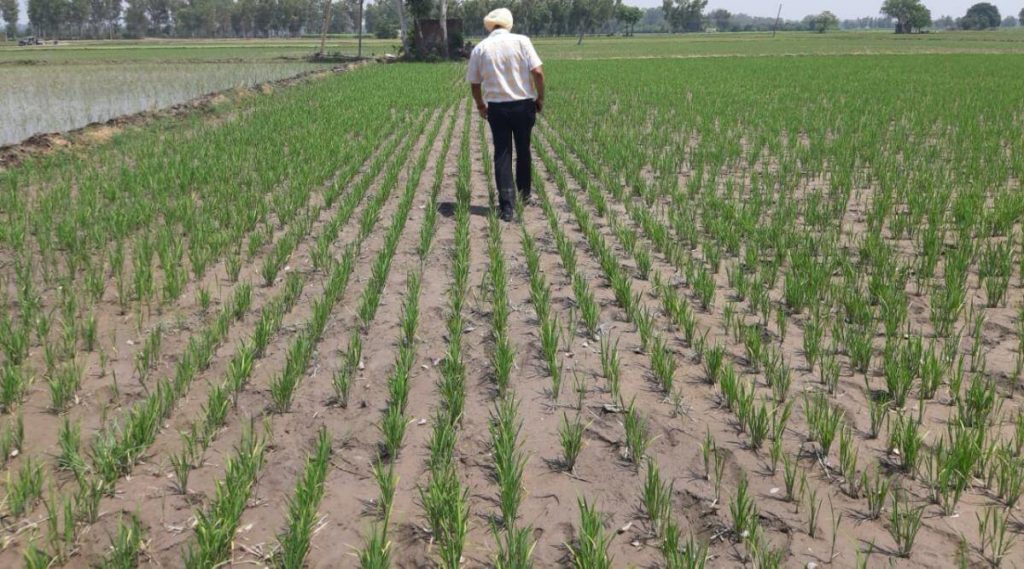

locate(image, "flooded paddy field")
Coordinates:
0 61 324 146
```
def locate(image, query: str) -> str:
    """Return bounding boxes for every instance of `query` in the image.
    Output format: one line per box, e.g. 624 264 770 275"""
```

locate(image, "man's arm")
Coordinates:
471 83 487 119
531 66 545 113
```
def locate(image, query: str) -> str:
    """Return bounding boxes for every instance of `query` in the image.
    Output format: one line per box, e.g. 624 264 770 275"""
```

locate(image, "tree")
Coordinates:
405 0 437 55
395 0 408 53
907 3 931 30
66 0 93 36
123 0 150 37
707 8 730 31
881 0 930 34
364 0 398 38
0 0 18 38
933 14 954 28
29 0 66 37
570 0 615 44
439 0 448 58
1002 15 1018 26
275 0 308 36
147 0 174 35
90 0 112 36
617 3 642 35
959 2 1000 29
662 0 706 33
1020 7 1024 24
806 10 838 32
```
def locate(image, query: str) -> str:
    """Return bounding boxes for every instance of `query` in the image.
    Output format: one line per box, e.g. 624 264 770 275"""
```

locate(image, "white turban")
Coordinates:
484 8 514 31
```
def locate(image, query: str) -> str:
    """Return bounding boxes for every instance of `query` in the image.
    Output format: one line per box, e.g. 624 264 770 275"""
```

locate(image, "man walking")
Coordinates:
466 8 545 222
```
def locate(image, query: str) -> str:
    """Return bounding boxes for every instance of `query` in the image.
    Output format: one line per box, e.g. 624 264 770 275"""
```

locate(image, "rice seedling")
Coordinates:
56 416 85 480
540 317 563 399
493 522 535 569
101 514 144 568
379 405 408 462
276 428 332 569
743 325 764 372
820 352 840 395
650 335 677 393
803 314 823 370
887 490 924 558
957 374 999 428
889 413 923 474
599 334 621 403
0 415 24 468
693 268 716 311
357 524 392 569
804 484 822 538
634 306 655 352
568 497 613 569
804 392 843 460
331 332 362 408
977 507 1016 567
23 541 51 569
838 426 861 498
700 428 716 482
993 452 1024 508
490 395 527 527
768 360 792 404
45 359 82 412
730 474 758 541
704 343 725 385
623 399 650 469
6 457 44 517
559 412 585 472
662 517 708 569
979 238 1013 307
81 311 98 352
42 490 76 562
641 459 673 536
0 364 30 412
185 421 267 569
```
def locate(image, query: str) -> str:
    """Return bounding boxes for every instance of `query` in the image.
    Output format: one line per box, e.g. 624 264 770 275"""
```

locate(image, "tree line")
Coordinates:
2 0 1023 41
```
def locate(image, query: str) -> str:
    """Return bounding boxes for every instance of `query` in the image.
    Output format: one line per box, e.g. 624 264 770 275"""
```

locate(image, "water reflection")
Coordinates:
0 62 323 146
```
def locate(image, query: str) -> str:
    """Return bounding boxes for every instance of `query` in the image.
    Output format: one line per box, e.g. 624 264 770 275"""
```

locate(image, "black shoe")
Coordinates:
519 193 535 206
499 208 515 222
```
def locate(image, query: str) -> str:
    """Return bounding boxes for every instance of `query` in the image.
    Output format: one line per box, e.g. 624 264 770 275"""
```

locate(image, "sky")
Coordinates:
9 0 1024 24
635 1 1022 20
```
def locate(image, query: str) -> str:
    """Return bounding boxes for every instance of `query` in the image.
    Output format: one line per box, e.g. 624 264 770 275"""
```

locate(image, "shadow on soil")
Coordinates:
437 202 493 218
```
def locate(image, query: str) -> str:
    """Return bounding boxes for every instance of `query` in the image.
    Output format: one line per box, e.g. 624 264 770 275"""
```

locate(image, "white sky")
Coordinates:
639 1 1022 20
11 0 1024 25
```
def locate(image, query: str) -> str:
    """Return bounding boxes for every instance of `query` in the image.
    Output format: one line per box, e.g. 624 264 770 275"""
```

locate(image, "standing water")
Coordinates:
0 62 323 146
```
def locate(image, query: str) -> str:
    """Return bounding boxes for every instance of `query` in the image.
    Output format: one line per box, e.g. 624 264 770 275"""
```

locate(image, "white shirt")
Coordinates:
466 29 543 103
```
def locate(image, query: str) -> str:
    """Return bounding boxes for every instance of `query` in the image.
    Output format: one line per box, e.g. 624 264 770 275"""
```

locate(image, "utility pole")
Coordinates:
357 0 364 57
772 3 782 37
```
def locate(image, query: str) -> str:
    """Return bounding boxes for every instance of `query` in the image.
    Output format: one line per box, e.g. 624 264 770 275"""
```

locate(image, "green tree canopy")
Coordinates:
960 2 1000 29
806 10 839 32
570 0 616 44
617 3 642 35
0 0 18 37
707 8 731 31
662 0 706 33
881 0 931 33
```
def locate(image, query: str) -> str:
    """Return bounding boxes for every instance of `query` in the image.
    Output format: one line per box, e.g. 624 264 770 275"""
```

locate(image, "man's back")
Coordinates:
467 29 542 103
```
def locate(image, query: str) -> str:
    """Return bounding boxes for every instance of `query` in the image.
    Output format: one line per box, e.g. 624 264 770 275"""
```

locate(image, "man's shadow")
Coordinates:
437 202 492 218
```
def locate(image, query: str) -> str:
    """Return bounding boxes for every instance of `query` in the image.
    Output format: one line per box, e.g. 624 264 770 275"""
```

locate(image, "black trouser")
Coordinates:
486 99 537 212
